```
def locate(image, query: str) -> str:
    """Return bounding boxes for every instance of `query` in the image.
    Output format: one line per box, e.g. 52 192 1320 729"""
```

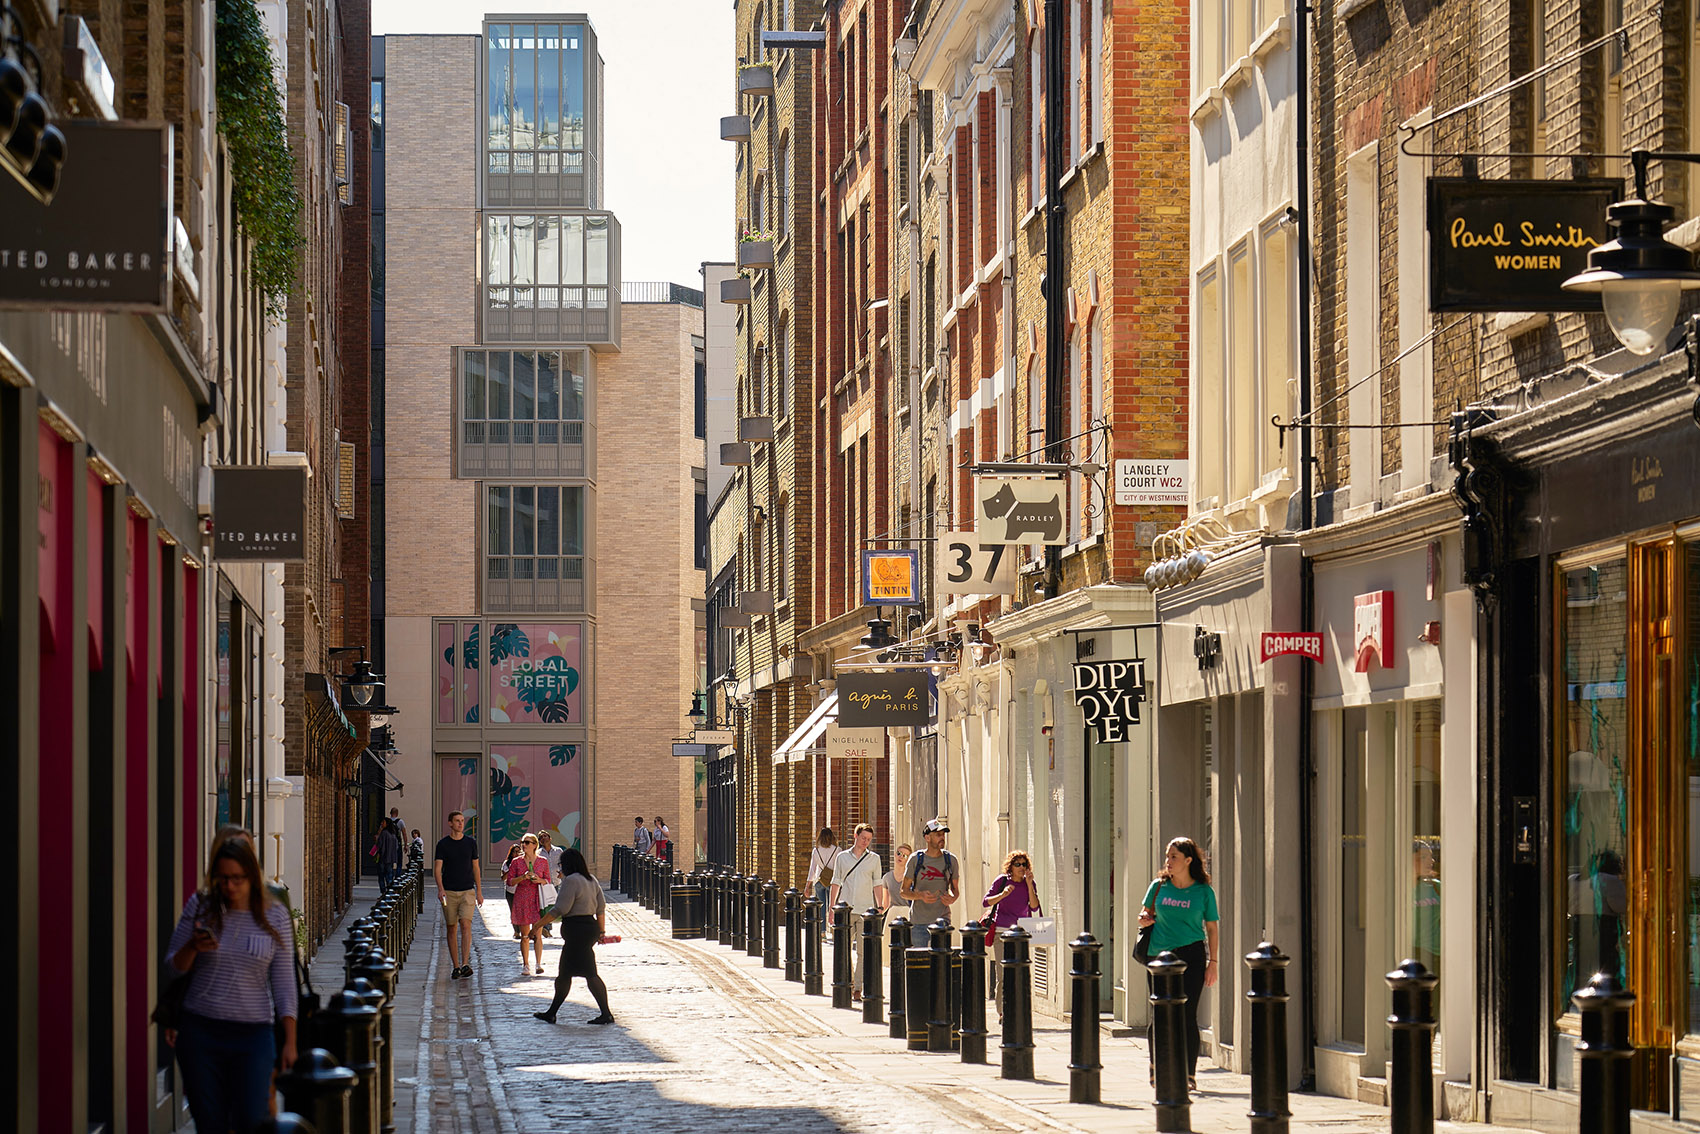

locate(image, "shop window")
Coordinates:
1340 706 1369 1046
1559 559 1629 1003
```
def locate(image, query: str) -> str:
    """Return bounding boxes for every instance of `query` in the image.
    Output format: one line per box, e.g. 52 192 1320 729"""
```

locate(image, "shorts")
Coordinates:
442 888 478 923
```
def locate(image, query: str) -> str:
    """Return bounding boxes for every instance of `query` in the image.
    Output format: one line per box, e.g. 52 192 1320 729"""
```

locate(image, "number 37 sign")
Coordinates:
937 530 1018 596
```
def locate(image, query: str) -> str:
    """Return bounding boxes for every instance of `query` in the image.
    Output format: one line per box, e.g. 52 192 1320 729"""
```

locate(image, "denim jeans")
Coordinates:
176 1011 277 1134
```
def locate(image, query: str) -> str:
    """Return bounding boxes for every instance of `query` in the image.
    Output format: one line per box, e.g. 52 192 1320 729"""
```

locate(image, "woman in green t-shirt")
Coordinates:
1139 836 1220 1093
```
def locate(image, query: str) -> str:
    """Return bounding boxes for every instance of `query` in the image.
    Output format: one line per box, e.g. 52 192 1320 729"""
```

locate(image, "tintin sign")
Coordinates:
1427 178 1617 312
1260 632 1324 663
1071 659 1147 743
861 548 922 605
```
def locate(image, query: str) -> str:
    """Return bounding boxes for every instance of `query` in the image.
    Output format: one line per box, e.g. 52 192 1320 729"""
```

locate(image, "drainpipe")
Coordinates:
1042 0 1066 600
1294 0 1319 1093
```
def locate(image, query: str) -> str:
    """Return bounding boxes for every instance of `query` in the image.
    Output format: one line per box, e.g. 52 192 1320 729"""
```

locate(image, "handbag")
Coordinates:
151 968 191 1030
1134 876 1162 965
291 944 322 1049
815 848 835 888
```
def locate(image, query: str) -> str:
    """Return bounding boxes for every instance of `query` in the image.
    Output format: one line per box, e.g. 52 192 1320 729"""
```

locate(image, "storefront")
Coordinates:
1154 539 1304 1075
1481 357 1700 1130
1303 500 1476 1106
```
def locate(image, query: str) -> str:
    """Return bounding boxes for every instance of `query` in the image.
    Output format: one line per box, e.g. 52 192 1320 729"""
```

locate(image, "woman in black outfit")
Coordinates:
533 847 614 1025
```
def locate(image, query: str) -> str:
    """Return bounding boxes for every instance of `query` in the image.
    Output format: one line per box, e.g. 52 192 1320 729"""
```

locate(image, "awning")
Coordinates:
773 693 838 764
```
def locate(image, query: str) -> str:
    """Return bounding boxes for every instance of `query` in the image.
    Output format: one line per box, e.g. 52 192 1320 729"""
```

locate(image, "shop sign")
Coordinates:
1427 178 1618 312
693 730 735 745
861 548 922 605
837 671 931 727
1114 459 1190 506
1260 632 1325 663
976 477 1068 545
937 530 1017 595
1071 659 1147 743
1353 590 1394 672
212 467 306 561
672 742 709 758
826 726 884 759
0 122 173 311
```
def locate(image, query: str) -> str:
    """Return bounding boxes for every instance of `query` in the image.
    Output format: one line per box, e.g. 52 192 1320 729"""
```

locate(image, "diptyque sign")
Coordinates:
213 467 307 561
0 122 173 311
1072 659 1147 743
1427 178 1618 312
836 672 931 727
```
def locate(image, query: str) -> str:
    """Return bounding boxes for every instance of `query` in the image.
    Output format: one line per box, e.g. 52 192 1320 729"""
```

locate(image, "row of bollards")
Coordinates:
266 854 426 1133
607 849 1636 1134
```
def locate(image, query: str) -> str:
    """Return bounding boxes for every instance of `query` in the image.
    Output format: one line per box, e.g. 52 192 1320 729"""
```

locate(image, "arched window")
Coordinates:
776 133 792 238
776 316 791 419
776 494 790 602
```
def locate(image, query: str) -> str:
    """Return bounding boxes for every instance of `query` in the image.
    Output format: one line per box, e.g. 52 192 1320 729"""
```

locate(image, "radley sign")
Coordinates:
1072 659 1147 743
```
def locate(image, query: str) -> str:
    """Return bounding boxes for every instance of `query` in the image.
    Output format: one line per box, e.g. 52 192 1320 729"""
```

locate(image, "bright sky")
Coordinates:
373 0 735 289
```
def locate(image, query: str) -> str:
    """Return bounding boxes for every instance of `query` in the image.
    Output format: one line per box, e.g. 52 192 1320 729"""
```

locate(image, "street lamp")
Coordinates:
688 691 707 726
1563 150 1700 355
329 645 383 707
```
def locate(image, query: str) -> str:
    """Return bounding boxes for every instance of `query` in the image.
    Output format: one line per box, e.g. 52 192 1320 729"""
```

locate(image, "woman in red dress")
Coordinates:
507 834 548 975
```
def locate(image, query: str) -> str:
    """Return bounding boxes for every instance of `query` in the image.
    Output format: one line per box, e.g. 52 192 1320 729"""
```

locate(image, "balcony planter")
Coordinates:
739 416 774 443
739 65 775 98
738 240 774 270
720 441 751 467
720 276 752 304
720 114 752 143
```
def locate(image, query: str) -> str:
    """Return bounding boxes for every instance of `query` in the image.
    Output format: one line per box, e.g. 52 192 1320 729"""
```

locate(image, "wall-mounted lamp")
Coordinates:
330 645 384 708
688 691 707 725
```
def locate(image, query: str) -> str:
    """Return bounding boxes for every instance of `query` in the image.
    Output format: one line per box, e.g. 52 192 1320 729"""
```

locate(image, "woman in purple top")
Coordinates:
165 838 297 1133
982 849 1041 997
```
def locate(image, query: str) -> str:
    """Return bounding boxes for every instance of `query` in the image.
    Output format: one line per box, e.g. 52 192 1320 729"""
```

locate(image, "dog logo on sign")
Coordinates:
983 482 1064 543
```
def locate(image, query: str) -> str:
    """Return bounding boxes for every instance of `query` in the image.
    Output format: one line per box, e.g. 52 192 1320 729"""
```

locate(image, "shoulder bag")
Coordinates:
1133 878 1161 965
815 848 836 888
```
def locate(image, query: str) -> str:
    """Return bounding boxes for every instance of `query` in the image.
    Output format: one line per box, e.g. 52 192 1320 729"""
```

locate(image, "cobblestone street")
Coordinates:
310 882 1541 1134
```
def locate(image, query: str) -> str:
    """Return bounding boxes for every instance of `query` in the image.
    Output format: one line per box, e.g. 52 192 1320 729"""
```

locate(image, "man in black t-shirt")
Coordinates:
434 811 483 979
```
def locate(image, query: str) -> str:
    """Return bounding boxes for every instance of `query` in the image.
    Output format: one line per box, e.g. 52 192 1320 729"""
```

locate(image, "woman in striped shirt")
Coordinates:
166 838 297 1132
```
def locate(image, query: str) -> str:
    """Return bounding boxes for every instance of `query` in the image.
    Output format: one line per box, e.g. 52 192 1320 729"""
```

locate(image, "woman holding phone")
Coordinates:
165 838 297 1132
1139 836 1219 1093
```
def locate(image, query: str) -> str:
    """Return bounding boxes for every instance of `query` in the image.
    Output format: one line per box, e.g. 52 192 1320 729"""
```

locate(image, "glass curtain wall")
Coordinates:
462 350 587 441
485 215 611 312
486 23 590 179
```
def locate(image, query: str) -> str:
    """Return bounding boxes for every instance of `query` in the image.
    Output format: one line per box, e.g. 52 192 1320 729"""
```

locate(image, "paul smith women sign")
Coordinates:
1427 178 1619 312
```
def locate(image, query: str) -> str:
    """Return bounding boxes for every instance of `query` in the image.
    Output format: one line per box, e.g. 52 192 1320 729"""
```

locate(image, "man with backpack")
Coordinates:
899 818 960 947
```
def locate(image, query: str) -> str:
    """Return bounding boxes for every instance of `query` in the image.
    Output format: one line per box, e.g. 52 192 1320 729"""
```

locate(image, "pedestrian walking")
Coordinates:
375 817 402 891
982 849 1041 998
879 843 912 916
538 830 564 938
533 847 616 1025
502 842 524 939
899 819 961 947
651 816 672 862
1139 836 1219 1093
828 823 883 1001
164 838 298 1134
508 834 549 975
389 806 408 845
806 827 837 906
434 810 483 980
634 815 654 857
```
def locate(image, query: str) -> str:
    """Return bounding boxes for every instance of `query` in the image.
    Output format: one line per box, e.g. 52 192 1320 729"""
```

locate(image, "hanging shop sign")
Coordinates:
1427 178 1619 312
1114 459 1190 506
937 530 1017 595
837 671 931 727
826 726 884 759
1071 659 1148 743
693 730 735 745
212 467 307 561
0 121 172 311
672 742 709 758
861 548 923 605
976 477 1068 545
1260 632 1325 663
1353 590 1395 672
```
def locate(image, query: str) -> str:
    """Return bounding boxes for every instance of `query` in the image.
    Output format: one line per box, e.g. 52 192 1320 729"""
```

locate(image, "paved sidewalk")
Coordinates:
307 879 1540 1132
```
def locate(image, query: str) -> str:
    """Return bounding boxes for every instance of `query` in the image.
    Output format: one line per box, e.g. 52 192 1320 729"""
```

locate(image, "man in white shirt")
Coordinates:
828 823 884 1001
633 817 653 856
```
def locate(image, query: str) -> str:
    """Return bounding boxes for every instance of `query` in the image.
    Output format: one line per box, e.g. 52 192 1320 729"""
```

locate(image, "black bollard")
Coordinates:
1387 959 1438 1134
352 955 398 1134
802 896 825 995
831 902 854 1009
343 925 373 986
783 887 803 981
1068 932 1104 1104
1246 942 1292 1134
762 881 781 968
1574 969 1635 1134
926 920 952 1053
730 873 747 950
950 940 963 1051
323 987 379 1134
888 916 910 1040
959 921 988 1064
746 876 763 958
1149 950 1192 1132
704 871 721 940
862 908 884 1025
998 925 1036 1080
904 943 933 1051
277 1048 356 1134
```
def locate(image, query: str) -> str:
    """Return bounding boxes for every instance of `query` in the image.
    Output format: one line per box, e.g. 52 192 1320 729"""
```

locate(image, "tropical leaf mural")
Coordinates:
549 744 577 766
489 623 529 663
490 785 532 842
458 757 478 776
